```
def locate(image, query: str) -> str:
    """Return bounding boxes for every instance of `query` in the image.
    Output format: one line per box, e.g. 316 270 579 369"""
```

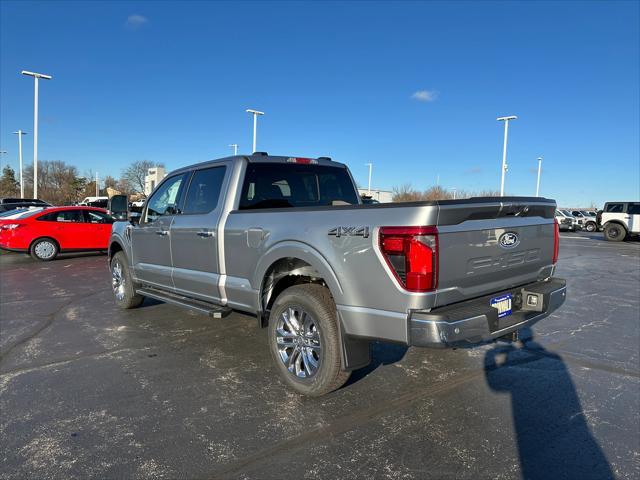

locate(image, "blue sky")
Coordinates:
1 0 638 207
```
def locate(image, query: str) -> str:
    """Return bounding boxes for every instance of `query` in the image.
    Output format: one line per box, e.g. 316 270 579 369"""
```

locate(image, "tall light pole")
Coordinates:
246 109 264 153
229 144 238 155
12 130 28 198
497 115 517 196
22 70 52 199
365 163 373 195
96 172 99 197
535 156 543 197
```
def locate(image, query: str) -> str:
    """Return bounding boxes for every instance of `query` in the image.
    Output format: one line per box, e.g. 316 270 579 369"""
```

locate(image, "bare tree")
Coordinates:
122 160 164 197
392 184 424 202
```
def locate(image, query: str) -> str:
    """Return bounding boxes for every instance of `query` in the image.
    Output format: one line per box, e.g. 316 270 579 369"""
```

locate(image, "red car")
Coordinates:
0 206 114 261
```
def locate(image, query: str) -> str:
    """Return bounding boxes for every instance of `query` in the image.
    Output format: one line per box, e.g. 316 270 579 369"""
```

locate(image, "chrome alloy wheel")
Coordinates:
34 240 56 259
111 259 126 301
275 306 322 378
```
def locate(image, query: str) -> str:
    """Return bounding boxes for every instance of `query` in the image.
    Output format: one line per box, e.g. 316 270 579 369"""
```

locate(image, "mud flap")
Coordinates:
337 312 371 371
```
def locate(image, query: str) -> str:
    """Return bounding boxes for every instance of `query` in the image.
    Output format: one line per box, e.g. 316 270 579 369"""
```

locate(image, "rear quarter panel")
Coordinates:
223 204 440 313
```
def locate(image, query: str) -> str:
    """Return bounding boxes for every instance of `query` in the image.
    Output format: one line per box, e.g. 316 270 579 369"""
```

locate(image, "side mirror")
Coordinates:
107 195 130 221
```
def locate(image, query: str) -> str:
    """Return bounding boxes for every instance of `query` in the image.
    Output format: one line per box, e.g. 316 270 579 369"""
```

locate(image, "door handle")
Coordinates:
197 230 215 238
156 229 169 236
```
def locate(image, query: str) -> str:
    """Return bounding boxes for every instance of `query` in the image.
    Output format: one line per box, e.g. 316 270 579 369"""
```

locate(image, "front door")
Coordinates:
170 165 228 303
131 173 188 290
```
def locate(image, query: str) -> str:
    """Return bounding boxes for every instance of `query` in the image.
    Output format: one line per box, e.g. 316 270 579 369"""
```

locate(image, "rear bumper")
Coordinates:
409 277 566 348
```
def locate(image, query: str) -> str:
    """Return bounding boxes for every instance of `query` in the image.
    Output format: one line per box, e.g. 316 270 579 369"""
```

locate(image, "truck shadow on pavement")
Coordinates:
345 341 409 386
484 328 614 480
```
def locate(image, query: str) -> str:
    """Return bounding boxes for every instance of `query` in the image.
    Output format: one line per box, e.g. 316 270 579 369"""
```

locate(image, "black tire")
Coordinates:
110 251 144 309
585 222 597 233
268 284 350 396
604 223 626 242
30 237 59 261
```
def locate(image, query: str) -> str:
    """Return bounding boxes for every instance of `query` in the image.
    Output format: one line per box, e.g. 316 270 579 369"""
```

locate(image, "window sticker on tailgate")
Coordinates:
491 293 513 318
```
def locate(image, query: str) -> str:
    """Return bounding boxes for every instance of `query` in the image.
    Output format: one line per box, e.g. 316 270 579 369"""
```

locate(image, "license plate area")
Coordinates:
490 293 513 318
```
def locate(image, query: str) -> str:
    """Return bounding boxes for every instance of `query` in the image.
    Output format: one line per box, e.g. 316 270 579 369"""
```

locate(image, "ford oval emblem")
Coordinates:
499 232 520 249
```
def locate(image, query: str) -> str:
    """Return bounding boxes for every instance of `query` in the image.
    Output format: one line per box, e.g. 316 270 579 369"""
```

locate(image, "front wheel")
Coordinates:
268 284 350 396
110 251 144 309
585 222 597 233
604 223 626 242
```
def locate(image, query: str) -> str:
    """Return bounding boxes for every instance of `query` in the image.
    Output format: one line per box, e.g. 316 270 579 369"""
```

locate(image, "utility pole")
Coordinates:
96 172 99 197
246 109 264 153
497 115 517 196
12 130 28 198
535 156 543 197
365 163 373 195
22 70 52 199
229 144 238 155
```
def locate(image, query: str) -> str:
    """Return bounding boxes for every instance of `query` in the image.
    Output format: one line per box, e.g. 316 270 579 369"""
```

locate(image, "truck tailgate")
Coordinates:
435 199 557 307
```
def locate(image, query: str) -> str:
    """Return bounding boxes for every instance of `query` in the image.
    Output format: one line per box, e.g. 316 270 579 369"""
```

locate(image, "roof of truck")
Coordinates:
171 154 346 176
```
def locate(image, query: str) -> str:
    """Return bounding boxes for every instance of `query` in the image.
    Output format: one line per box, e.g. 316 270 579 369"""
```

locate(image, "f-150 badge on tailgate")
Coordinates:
328 226 370 238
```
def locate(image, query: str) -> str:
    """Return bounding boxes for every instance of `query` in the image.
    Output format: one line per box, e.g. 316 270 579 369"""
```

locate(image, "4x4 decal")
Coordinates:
328 226 370 238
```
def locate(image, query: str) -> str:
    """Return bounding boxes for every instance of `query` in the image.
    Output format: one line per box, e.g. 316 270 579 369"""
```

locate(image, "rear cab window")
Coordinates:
239 163 359 210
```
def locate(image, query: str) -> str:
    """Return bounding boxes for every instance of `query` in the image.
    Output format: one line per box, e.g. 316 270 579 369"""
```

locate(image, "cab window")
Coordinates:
183 166 227 215
143 174 187 223
628 203 640 215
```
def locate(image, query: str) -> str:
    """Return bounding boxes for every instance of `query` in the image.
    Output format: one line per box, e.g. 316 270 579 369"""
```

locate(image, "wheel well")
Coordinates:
604 221 627 231
109 241 123 260
29 236 59 252
259 257 329 327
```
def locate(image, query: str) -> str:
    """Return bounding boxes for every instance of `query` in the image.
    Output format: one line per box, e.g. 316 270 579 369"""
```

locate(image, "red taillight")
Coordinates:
553 219 559 264
379 226 438 292
0 223 24 231
287 157 318 165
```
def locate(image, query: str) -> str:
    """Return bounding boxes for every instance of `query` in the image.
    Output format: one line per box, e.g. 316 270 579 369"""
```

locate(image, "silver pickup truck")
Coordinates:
108 154 566 396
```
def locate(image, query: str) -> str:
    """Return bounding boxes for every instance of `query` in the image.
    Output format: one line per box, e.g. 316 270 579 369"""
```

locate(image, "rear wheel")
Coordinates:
268 284 350 396
30 238 59 261
604 223 626 242
110 251 144 309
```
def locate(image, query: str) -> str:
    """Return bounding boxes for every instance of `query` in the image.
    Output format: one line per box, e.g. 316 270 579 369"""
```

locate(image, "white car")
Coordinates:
571 210 598 232
555 210 574 231
601 202 640 241
558 210 581 231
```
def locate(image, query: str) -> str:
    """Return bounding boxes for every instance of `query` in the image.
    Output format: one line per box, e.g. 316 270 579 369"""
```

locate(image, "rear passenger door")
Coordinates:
627 203 640 233
170 164 229 303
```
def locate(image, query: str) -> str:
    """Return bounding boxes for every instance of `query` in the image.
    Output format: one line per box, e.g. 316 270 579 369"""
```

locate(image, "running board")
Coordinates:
136 287 232 319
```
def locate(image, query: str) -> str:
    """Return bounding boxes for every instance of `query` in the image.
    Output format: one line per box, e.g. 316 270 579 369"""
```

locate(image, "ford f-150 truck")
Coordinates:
107 154 566 396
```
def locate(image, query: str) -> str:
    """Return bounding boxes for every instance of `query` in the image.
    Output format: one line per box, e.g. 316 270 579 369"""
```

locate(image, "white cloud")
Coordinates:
126 14 149 29
411 89 439 102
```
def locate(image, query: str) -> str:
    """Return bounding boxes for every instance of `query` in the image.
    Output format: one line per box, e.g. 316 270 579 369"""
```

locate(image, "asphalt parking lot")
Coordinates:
1 231 639 479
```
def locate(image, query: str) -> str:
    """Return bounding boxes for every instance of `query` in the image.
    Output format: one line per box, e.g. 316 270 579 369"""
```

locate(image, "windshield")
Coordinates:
239 163 359 209
561 210 574 217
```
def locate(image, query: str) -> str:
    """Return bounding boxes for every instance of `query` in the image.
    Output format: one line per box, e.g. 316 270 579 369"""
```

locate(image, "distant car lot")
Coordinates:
0 230 638 479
